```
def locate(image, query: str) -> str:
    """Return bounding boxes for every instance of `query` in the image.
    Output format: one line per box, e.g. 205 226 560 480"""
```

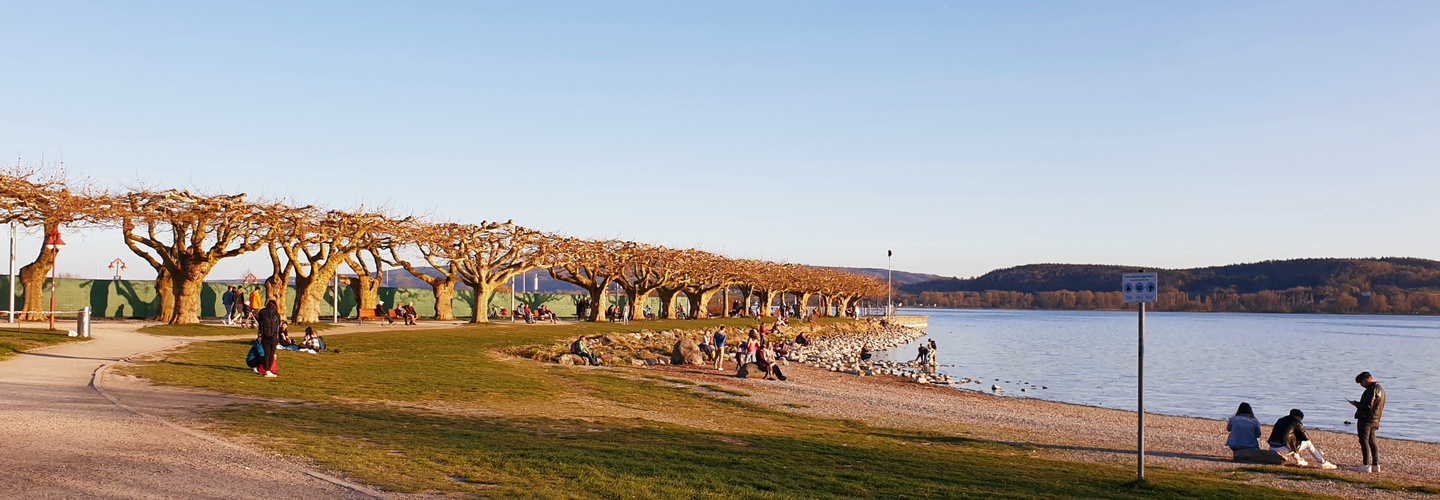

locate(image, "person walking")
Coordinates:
221 286 236 325
1267 409 1337 469
248 287 264 315
256 300 283 378
1349 371 1386 473
713 327 728 371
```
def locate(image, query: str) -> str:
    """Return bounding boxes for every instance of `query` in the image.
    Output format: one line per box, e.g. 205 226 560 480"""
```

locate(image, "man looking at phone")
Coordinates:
1349 371 1386 473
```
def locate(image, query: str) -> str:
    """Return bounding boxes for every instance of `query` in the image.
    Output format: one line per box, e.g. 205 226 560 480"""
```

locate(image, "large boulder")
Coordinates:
672 339 705 365
736 363 767 379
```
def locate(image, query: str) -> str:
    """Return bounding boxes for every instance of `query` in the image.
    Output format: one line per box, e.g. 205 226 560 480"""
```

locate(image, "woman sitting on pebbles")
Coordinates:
1226 402 1284 464
758 341 787 381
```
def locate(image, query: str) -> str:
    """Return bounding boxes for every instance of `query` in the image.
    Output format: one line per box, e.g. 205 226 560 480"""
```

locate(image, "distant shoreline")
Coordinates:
895 305 1440 317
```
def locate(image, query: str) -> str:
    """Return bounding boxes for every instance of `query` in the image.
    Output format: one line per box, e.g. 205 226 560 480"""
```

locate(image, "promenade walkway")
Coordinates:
0 322 377 499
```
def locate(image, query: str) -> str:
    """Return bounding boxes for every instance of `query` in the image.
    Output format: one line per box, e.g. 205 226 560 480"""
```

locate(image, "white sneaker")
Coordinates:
1373 465 1381 473
1320 462 1337 470
264 373 277 378
1295 458 1309 467
1356 465 1372 473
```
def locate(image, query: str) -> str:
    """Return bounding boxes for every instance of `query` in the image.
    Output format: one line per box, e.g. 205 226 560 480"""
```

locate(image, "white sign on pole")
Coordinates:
1122 272 1158 304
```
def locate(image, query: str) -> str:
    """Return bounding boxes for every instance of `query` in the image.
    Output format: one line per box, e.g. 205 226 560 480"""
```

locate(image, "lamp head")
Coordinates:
43 229 66 250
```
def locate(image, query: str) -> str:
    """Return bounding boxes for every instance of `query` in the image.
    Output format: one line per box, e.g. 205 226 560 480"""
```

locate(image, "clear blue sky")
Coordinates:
3 1 1438 280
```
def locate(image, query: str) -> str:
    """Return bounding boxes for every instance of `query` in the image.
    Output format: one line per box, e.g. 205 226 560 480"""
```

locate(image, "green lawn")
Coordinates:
128 320 1328 499
138 322 339 337
0 327 91 359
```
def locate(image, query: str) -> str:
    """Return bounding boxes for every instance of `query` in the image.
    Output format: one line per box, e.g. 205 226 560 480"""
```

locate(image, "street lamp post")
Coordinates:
8 223 15 324
886 250 893 318
43 228 66 330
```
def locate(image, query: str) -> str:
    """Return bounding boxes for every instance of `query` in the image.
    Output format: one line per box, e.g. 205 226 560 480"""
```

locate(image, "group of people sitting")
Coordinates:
378 302 419 325
604 305 630 323
694 325 791 381
1226 372 1386 473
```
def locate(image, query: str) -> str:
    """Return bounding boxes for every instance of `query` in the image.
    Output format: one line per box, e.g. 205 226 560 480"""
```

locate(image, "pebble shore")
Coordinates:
644 322 1440 499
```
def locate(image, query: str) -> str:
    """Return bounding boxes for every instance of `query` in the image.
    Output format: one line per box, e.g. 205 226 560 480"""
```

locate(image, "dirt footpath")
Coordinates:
0 322 378 499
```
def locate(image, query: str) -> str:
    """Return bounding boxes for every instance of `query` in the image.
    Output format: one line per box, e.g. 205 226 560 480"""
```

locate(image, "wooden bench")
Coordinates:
356 308 398 321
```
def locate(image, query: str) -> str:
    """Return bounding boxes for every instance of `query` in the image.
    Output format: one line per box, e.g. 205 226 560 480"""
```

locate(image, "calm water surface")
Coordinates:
877 308 1440 443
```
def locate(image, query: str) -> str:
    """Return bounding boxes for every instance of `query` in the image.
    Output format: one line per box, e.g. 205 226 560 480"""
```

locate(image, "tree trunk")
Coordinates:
170 265 212 324
469 282 496 323
622 286 650 320
736 285 755 317
17 254 53 322
153 268 175 322
684 288 722 319
758 290 777 317
658 289 681 319
292 273 331 324
797 293 814 318
343 274 381 313
431 280 456 321
265 271 289 312
720 288 729 318
585 286 607 322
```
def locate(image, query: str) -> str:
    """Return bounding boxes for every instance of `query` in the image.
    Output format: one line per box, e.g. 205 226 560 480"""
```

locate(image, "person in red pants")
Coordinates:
256 300 284 378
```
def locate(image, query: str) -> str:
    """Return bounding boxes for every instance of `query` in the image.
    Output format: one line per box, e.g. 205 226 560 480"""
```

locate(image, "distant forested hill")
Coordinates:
899 258 1440 315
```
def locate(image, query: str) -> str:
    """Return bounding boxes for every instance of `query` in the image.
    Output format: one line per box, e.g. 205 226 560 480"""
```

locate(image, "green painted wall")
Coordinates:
0 275 677 320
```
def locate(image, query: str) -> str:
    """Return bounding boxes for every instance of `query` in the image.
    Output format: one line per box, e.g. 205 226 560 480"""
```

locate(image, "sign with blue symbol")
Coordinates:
1122 272 1158 304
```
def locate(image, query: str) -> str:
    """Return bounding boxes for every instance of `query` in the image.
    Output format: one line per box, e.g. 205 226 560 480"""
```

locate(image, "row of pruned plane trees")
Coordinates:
2 163 887 324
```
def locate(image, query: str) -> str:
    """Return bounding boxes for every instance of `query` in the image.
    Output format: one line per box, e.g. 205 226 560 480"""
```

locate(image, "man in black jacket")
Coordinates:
1267 409 1337 469
1350 371 1386 473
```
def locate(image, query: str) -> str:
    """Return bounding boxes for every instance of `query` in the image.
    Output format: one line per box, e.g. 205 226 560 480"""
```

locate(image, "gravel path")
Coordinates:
0 321 380 499
654 361 1440 499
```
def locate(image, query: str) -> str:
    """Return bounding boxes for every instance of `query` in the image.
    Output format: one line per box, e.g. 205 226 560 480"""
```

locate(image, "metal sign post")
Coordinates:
8 224 14 324
332 273 339 324
1122 271 1158 481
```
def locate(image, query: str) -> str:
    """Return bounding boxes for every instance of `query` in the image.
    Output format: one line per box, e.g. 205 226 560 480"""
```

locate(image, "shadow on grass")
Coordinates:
1239 466 1440 495
211 403 1310 500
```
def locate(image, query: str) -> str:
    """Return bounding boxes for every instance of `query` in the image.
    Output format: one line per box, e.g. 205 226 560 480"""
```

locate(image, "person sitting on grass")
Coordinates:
1226 402 1284 464
571 336 598 366
246 335 266 373
301 327 326 352
1267 409 1337 469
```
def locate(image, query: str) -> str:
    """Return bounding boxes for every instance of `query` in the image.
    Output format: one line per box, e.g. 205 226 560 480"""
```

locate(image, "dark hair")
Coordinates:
1235 402 1254 417
1289 409 1304 419
1355 371 1373 384
265 299 277 309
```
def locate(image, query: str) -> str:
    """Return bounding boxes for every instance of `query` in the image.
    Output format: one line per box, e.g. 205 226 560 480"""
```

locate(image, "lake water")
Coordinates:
877 308 1440 444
